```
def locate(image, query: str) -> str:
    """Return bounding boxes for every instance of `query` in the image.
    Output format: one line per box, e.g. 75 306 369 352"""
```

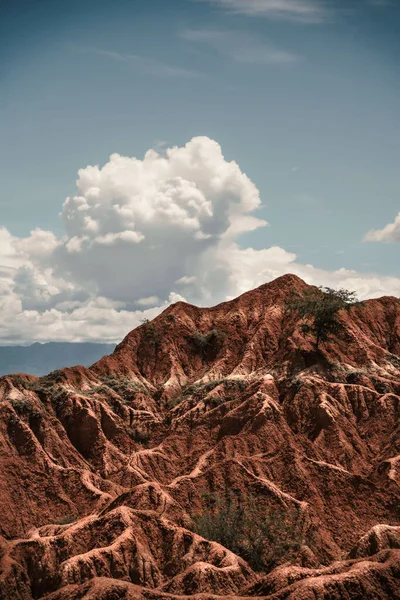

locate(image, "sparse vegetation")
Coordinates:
189 329 226 361
11 375 43 393
182 381 205 397
12 372 64 398
10 397 41 419
55 514 77 525
285 286 358 351
388 353 400 369
289 374 306 392
167 394 184 409
323 361 350 383
183 377 244 398
224 378 247 392
170 377 247 409
140 319 161 347
97 376 148 401
205 395 227 408
193 493 304 572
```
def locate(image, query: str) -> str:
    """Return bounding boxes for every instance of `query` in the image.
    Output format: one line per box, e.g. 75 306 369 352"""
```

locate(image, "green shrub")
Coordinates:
224 378 246 392
182 382 204 397
206 395 227 408
10 398 41 419
182 378 246 399
388 354 400 369
12 374 65 405
167 394 183 409
193 493 303 572
189 329 226 361
98 376 148 400
140 319 161 347
45 369 64 383
11 376 41 392
56 514 77 525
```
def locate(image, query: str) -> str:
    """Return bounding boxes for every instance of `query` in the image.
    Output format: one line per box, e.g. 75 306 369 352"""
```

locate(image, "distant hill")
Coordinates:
0 342 115 376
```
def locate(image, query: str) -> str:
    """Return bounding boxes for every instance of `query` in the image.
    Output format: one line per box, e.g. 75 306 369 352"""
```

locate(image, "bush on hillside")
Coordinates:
189 329 226 361
192 493 303 572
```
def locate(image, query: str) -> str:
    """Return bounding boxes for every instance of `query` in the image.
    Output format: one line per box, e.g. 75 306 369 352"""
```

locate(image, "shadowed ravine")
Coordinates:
0 274 399 599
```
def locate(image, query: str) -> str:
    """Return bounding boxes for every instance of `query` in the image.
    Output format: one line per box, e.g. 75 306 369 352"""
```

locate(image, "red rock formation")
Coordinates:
0 274 399 599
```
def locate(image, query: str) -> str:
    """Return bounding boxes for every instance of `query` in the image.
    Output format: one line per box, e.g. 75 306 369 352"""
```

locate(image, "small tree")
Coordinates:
285 286 358 351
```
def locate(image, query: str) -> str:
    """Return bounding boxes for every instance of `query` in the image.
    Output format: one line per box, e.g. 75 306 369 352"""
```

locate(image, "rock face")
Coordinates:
0 274 399 599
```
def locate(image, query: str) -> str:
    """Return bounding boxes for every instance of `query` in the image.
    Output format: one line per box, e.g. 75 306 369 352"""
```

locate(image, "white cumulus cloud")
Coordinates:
0 136 399 345
364 212 400 243
54 136 263 305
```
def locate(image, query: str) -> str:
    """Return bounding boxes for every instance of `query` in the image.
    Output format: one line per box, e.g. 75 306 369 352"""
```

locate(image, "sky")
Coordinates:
0 0 399 345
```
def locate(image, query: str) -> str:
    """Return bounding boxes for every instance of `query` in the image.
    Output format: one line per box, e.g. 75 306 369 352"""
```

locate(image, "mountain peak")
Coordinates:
92 274 400 386
249 272 309 298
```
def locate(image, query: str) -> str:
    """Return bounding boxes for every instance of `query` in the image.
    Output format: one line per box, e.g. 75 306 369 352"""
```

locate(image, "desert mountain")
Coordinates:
0 342 116 377
0 274 399 599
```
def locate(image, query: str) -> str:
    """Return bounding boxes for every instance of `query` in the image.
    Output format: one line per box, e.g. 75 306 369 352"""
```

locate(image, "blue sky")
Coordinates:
0 0 399 343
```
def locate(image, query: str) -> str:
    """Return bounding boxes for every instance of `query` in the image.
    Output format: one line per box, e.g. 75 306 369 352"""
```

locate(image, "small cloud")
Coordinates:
168 291 187 303
292 166 299 172
154 140 168 149
367 0 391 7
136 296 160 306
364 212 400 243
176 275 197 285
73 46 202 79
335 250 345 255
194 0 329 23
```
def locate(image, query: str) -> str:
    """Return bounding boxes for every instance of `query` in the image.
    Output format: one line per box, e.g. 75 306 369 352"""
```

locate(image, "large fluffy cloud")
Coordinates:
55 137 265 305
364 212 400 243
0 136 399 345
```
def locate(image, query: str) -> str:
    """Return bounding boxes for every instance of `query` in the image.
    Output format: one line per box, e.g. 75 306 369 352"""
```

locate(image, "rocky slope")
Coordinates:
0 274 399 599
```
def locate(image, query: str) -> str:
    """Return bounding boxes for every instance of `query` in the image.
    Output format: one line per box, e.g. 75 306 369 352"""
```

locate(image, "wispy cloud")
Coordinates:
366 0 392 6
181 29 300 64
194 0 329 23
75 47 202 79
153 140 168 149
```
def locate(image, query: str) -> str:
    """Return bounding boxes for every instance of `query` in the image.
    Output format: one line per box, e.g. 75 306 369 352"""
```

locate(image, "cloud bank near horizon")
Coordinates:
1 136 399 345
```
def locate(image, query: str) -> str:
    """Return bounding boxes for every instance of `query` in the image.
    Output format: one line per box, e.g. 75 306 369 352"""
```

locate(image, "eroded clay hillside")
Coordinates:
0 274 399 599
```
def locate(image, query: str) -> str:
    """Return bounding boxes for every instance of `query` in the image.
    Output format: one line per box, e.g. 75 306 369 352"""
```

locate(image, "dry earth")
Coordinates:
0 274 399 599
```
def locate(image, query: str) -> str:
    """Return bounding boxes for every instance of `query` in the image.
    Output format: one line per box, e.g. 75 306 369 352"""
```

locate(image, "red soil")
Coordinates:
0 274 399 599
